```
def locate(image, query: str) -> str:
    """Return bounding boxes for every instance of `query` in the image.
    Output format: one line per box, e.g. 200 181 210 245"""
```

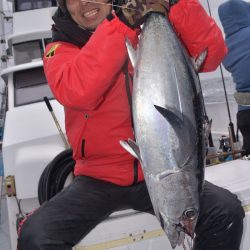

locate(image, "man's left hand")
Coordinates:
118 0 178 28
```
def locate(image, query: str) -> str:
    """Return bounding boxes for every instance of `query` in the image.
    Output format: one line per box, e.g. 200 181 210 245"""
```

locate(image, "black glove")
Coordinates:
118 0 179 28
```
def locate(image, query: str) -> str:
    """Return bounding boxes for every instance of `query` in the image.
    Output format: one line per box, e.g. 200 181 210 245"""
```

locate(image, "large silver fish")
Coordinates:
121 13 207 249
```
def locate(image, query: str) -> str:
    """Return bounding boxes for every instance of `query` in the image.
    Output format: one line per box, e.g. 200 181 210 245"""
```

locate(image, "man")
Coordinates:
219 0 250 157
18 0 245 249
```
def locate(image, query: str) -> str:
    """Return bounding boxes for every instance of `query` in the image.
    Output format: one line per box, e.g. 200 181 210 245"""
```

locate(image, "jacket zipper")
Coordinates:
123 60 139 184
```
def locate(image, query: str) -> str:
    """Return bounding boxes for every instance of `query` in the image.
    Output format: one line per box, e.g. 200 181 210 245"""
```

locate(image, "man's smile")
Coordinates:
83 8 99 19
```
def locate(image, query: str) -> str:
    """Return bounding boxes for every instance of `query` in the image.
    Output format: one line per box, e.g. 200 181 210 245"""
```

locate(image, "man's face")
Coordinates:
66 0 112 30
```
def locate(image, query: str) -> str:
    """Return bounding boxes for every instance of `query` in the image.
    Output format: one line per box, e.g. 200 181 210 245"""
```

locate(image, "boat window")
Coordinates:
14 67 54 107
15 0 57 12
13 40 43 65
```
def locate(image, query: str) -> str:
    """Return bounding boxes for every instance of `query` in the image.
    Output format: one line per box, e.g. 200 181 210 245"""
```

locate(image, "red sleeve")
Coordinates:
169 0 228 72
43 16 138 111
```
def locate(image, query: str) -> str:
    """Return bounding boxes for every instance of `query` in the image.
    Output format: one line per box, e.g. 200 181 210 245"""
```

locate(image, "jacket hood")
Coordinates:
218 0 250 37
57 0 67 13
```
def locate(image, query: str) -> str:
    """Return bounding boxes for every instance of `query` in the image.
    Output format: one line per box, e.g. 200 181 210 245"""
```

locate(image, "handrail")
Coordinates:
1 60 43 78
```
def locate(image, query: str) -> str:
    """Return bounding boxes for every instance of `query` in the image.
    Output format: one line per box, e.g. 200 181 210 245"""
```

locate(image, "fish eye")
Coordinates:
183 208 198 220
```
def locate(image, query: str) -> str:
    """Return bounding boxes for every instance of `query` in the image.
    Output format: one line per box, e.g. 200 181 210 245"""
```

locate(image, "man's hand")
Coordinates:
119 0 179 28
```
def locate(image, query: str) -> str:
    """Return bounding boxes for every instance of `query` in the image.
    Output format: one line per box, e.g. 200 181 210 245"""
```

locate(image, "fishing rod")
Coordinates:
43 96 70 149
80 0 135 9
80 0 170 10
219 66 237 142
205 0 238 158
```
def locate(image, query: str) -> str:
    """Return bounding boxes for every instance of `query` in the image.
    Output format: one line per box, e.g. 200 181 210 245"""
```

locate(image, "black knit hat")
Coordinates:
57 0 67 13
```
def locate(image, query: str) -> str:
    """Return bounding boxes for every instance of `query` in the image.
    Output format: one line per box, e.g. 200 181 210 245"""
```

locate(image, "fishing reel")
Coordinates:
219 135 234 162
219 135 231 153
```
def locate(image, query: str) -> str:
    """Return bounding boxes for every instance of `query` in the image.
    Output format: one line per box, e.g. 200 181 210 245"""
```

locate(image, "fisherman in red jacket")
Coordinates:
18 0 244 249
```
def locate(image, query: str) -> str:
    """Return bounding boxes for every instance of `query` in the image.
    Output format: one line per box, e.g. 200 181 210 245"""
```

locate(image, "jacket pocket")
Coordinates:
81 139 85 158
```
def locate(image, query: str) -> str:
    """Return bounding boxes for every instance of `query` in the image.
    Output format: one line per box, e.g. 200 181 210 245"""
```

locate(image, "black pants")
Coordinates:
237 109 250 155
18 176 245 250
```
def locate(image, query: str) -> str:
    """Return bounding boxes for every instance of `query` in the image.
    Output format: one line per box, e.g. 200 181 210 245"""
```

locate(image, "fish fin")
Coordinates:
125 39 137 68
154 105 196 166
191 48 208 72
154 105 183 130
120 139 141 161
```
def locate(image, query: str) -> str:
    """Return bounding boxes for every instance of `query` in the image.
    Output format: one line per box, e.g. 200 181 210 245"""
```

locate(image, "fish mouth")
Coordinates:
175 219 196 238
168 219 197 249
160 208 198 248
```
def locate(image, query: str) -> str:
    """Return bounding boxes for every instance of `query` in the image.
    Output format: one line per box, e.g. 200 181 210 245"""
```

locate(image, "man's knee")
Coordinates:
195 183 245 250
213 202 244 235
220 189 245 228
205 186 244 235
222 196 245 239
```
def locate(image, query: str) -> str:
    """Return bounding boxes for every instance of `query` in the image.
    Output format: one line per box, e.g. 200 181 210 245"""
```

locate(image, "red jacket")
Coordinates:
43 0 227 186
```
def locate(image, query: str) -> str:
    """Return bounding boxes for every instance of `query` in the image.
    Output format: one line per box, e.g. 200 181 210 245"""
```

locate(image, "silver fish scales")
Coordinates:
121 13 206 249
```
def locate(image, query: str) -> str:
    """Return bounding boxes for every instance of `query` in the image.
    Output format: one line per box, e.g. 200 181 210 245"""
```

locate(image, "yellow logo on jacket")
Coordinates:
45 44 61 58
